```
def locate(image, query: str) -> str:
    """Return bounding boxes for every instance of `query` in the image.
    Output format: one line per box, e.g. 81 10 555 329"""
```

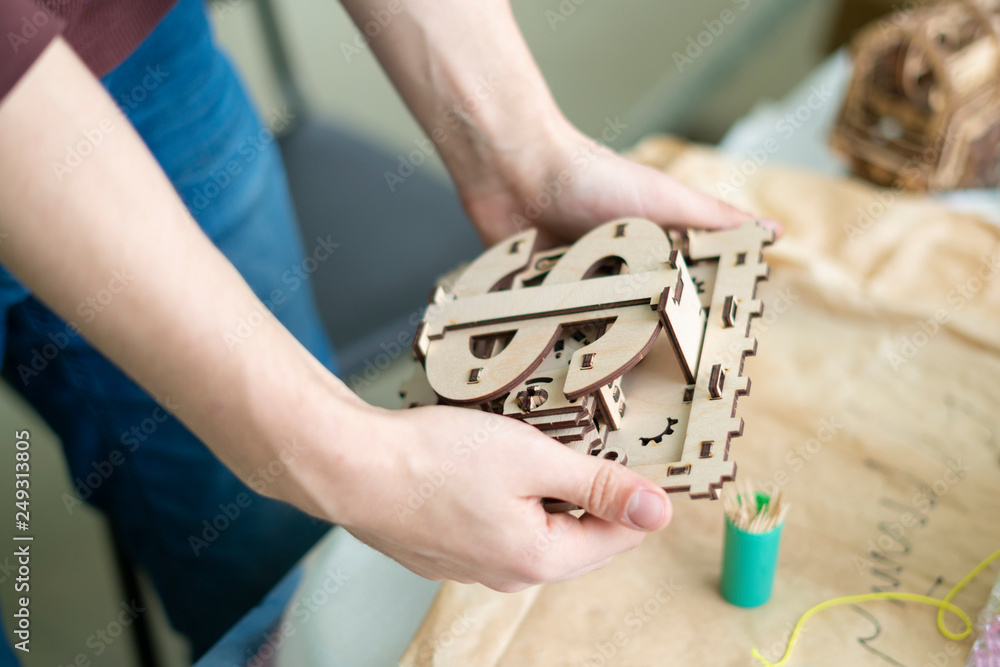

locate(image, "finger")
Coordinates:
530 444 672 532
511 509 647 582
525 548 617 586
547 512 646 573
556 511 646 554
635 166 784 237
585 556 615 573
556 552 615 582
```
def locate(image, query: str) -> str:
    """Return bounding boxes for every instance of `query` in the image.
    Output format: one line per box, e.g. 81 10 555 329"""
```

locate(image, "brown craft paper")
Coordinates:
400 136 1000 667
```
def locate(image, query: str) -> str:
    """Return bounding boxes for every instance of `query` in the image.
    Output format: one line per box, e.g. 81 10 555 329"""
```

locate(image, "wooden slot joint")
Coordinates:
722 295 737 328
667 249 679 270
708 364 726 400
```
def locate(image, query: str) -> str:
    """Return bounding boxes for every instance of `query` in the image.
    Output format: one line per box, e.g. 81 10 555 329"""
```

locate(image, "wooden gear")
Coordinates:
403 218 774 501
831 0 1000 190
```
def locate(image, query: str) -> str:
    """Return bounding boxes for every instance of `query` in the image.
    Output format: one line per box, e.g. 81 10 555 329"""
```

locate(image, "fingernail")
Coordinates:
626 490 667 531
760 218 784 235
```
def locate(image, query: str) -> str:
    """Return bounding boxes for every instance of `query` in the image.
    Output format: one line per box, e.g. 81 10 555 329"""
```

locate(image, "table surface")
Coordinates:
196 50 1000 667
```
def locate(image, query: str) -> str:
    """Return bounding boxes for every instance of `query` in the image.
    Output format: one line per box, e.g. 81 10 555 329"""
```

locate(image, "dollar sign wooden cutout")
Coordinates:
416 218 704 402
407 218 774 500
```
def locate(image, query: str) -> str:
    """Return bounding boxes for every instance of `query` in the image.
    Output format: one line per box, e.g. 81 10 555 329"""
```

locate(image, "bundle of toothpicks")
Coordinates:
723 480 789 534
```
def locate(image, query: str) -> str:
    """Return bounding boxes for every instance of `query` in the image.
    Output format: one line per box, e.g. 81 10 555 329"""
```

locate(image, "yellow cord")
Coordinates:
751 547 1000 667
937 547 1000 640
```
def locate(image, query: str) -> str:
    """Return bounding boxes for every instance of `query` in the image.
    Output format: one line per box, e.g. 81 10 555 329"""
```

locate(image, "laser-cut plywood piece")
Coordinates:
831 0 1000 191
404 218 774 500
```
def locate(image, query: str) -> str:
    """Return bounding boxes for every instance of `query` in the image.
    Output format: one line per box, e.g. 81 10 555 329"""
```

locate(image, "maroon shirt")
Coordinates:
1 0 176 102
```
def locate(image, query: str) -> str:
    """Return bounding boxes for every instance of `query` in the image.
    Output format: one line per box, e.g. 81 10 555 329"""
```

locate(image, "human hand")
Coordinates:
331 404 672 592
459 122 783 248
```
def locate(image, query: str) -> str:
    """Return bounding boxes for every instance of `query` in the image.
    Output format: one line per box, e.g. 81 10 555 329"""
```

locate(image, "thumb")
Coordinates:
536 444 672 531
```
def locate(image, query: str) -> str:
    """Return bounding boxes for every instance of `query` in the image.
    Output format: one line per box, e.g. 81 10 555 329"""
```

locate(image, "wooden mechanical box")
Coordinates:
831 0 1000 190
401 218 774 501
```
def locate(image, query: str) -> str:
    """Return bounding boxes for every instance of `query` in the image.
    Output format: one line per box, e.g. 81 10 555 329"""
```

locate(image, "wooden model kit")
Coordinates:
401 218 774 500
830 0 1000 190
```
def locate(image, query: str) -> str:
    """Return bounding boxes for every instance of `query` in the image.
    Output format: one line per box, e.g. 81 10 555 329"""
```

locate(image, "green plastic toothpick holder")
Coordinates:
720 492 783 608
